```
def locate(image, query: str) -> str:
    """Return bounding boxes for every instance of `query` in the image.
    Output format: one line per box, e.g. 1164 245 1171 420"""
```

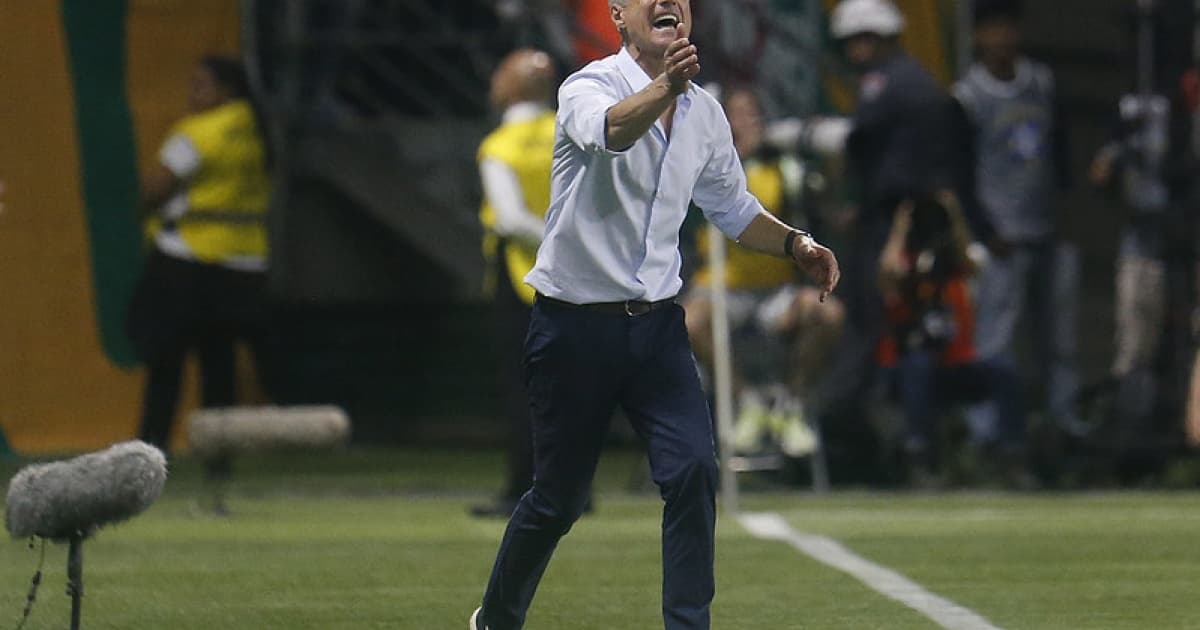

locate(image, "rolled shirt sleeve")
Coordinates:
557 72 627 155
693 115 765 239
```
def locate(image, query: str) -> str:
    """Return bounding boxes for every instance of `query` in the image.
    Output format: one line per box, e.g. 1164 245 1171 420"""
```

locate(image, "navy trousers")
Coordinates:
894 350 1024 455
493 245 535 502
480 298 718 630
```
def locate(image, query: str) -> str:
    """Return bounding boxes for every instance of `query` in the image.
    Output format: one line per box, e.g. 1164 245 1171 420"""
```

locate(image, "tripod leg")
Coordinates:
67 535 83 630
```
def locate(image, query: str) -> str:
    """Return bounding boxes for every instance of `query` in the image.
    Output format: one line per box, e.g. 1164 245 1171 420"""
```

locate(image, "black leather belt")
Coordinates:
536 293 676 316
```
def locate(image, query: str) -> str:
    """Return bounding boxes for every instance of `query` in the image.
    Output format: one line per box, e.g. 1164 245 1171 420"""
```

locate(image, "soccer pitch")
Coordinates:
2 449 1198 629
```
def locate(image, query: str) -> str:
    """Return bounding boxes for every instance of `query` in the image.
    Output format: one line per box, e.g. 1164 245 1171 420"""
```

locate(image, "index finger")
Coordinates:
823 254 839 291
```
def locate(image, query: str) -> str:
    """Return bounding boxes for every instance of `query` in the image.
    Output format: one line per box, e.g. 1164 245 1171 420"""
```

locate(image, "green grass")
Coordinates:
761 493 1200 630
2 449 1199 629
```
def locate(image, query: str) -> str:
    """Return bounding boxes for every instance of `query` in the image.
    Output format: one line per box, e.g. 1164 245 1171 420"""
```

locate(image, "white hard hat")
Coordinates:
830 0 905 39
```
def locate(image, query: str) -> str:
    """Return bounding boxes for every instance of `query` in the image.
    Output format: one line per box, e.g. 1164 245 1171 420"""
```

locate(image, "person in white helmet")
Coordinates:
823 0 997 484
830 0 978 231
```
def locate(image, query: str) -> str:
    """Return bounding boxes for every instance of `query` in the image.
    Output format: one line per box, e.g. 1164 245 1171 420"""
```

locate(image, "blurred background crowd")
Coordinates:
3 0 1200 493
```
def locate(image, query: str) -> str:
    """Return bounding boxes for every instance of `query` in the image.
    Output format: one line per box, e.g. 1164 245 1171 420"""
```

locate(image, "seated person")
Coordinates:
684 86 845 457
877 192 1026 486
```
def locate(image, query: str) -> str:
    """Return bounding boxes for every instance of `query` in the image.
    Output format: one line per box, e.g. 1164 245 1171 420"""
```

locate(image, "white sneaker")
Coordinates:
470 607 485 630
778 398 818 458
733 393 771 454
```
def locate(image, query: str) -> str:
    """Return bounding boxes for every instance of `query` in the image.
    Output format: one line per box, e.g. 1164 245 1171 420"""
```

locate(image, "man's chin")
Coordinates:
637 32 676 54
652 27 684 43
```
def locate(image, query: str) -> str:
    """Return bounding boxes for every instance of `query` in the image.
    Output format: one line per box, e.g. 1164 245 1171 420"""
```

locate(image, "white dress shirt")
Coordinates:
524 47 766 303
480 102 551 247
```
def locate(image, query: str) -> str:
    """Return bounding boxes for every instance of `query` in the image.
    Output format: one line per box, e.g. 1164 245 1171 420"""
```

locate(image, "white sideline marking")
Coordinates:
738 512 1004 630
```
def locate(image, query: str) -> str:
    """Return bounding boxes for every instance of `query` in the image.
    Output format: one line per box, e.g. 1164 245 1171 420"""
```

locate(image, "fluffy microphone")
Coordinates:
188 405 351 456
5 441 168 541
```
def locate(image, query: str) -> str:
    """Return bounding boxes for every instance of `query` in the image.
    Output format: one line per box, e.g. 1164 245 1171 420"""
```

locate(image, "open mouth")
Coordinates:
652 14 681 30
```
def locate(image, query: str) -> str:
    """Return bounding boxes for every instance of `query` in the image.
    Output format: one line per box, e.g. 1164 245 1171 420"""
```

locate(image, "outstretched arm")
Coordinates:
878 203 913 293
736 212 840 301
604 34 700 150
557 32 699 155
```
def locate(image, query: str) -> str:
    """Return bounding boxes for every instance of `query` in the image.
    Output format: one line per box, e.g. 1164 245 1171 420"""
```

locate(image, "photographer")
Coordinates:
877 193 1025 487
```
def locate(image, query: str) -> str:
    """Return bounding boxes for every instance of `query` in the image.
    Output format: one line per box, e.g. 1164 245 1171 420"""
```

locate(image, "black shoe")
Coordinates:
469 498 519 519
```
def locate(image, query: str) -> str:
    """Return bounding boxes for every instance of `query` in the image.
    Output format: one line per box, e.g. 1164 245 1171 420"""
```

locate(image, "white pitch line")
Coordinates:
738 512 1004 630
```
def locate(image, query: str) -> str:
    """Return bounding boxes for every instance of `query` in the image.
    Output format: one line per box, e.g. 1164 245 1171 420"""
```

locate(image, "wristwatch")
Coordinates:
784 229 812 257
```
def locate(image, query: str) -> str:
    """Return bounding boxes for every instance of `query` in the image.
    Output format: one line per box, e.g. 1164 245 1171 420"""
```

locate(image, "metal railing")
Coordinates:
242 0 519 301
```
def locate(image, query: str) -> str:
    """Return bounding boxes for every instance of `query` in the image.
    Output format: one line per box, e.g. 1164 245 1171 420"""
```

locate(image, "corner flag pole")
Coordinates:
708 225 739 515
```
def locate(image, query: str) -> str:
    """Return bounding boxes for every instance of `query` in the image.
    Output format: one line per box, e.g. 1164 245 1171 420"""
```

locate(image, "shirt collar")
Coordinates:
502 102 550 124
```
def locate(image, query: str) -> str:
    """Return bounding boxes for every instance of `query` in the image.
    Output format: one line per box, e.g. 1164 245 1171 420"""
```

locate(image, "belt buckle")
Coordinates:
624 300 653 316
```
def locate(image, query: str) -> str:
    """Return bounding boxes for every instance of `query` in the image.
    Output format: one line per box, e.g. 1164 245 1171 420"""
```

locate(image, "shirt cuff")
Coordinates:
709 194 763 241
592 105 631 155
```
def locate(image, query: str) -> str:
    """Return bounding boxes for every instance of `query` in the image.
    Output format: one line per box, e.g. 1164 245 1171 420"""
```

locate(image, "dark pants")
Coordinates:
972 241 1079 428
493 258 535 501
140 325 238 449
480 299 718 630
129 252 270 453
895 350 1023 457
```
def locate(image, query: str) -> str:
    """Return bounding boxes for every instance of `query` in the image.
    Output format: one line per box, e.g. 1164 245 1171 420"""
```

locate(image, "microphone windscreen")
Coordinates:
188 405 350 456
5 441 168 541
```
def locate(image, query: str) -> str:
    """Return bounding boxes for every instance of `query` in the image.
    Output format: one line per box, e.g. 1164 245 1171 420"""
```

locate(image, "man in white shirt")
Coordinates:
470 2 839 629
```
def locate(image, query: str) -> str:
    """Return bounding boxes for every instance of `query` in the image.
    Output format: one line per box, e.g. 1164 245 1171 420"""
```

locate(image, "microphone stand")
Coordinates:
67 533 84 630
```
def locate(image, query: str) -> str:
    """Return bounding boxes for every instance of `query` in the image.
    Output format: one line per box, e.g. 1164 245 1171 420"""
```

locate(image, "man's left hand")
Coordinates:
792 237 841 301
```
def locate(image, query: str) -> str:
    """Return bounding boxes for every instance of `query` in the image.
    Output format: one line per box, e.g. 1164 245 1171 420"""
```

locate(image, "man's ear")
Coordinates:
611 3 625 36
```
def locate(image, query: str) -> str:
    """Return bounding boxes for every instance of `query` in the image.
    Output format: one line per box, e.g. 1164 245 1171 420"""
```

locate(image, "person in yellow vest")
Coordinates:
127 56 272 456
684 86 845 458
471 49 561 518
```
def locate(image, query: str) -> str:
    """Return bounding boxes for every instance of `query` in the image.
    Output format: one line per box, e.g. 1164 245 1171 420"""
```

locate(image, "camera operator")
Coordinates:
877 192 1026 487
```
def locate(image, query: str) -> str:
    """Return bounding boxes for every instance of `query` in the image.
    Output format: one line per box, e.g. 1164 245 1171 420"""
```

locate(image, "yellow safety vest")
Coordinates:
478 111 555 305
159 99 270 265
